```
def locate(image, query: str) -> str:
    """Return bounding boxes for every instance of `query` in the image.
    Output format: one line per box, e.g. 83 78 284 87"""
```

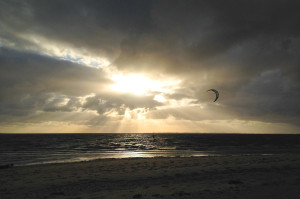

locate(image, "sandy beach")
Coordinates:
1 154 300 199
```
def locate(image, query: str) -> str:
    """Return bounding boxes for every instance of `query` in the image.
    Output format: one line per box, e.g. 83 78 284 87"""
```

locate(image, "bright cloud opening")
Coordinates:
154 94 166 103
110 74 181 95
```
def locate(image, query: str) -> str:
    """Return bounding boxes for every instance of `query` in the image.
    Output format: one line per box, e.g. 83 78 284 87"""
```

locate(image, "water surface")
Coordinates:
0 133 299 166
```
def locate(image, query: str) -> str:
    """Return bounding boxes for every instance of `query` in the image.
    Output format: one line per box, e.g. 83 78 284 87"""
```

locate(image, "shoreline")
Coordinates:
6 153 278 168
4 154 215 168
1 154 300 198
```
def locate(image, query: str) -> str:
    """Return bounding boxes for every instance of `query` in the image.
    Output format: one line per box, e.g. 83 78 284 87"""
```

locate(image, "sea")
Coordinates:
0 133 300 166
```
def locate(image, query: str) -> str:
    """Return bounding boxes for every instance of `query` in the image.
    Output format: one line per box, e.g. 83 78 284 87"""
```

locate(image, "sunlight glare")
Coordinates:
110 74 178 95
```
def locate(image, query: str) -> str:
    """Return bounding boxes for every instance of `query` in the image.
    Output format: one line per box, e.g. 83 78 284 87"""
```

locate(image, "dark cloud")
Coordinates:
0 48 110 95
116 0 300 71
225 69 300 124
0 47 109 118
0 0 153 59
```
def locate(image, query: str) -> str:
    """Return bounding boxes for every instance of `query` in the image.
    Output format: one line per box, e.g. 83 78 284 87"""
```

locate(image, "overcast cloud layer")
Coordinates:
0 0 299 133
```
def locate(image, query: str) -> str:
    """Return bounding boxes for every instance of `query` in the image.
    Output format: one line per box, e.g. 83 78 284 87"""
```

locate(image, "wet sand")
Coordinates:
1 154 300 199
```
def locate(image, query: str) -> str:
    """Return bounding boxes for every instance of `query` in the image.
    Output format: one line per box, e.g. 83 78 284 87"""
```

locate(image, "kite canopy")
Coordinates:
207 89 219 102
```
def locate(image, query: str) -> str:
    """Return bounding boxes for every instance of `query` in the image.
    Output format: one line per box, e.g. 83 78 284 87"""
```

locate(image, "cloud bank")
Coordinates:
0 0 299 133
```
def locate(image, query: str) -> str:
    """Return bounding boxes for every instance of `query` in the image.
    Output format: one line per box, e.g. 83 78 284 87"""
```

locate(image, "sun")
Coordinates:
110 74 171 95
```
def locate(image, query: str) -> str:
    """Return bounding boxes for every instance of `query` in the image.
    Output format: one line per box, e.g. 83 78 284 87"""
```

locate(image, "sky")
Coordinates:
0 0 299 133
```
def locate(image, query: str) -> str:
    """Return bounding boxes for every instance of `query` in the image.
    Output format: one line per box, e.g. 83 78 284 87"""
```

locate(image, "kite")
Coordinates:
207 89 219 102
